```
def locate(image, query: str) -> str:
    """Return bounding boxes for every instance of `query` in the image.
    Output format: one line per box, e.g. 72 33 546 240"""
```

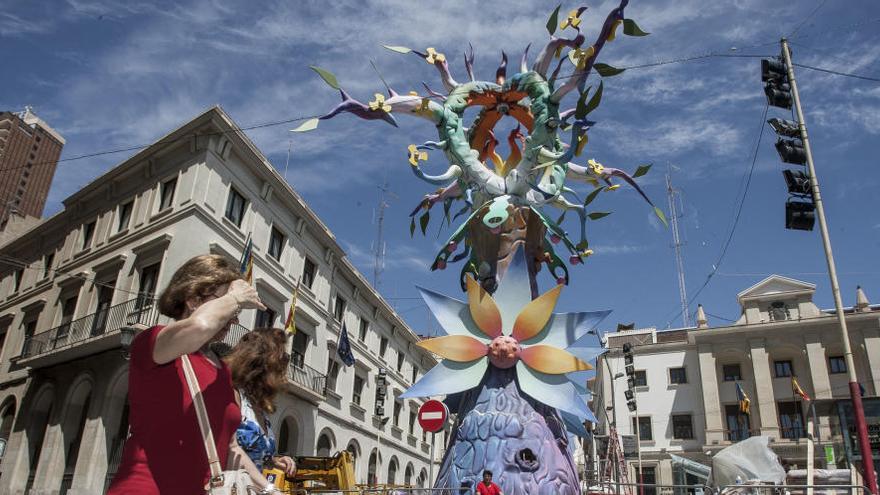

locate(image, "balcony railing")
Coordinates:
22 298 160 359
725 428 757 442
288 359 327 396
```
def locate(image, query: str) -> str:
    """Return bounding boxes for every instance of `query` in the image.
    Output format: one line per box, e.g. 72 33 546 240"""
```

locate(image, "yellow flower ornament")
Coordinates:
560 9 583 30
368 93 392 113
425 47 446 64
408 144 428 166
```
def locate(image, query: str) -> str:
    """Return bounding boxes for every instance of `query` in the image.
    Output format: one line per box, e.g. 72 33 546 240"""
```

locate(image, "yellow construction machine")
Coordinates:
264 450 356 492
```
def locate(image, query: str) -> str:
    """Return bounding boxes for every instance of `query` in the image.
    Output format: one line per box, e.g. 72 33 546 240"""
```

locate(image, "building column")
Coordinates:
749 339 779 438
31 421 64 494
0 426 31 495
69 415 107 495
864 334 880 396
698 345 725 444
805 340 831 400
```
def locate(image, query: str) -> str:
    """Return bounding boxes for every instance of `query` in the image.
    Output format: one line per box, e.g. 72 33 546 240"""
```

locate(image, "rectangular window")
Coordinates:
411 366 418 385
671 414 694 439
81 221 96 250
409 411 417 435
632 370 647 387
393 400 402 427
159 178 176 211
255 307 276 328
723 364 742 381
225 187 247 227
55 295 78 344
725 404 752 442
43 253 55 278
268 227 285 261
396 352 405 373
334 296 346 322
777 401 804 440
21 319 38 356
301 258 317 289
669 367 687 385
136 263 160 310
642 466 657 495
326 357 340 393
379 337 389 358
353 375 365 405
774 360 793 378
291 331 309 367
358 317 369 341
12 269 23 291
828 356 847 374
118 201 133 232
632 416 652 441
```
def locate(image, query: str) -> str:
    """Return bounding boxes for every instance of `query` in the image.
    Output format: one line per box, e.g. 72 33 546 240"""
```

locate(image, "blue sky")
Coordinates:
2 0 879 334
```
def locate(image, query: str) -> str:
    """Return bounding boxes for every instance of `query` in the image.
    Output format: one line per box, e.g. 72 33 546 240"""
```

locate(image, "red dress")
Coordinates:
476 481 502 495
108 326 241 495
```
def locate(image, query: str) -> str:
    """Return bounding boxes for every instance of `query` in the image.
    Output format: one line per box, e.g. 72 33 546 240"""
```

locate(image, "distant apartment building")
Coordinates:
0 106 445 494
0 107 65 229
593 276 880 490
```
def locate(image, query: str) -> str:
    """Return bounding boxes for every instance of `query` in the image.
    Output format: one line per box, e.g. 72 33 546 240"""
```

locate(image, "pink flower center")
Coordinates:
487 335 521 369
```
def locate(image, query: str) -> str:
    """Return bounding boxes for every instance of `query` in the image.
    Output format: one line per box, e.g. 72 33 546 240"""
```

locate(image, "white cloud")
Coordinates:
0 12 53 36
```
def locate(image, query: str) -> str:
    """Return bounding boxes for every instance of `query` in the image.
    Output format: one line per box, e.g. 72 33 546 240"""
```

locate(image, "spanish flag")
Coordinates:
792 376 811 401
284 281 300 335
736 382 751 415
239 235 254 284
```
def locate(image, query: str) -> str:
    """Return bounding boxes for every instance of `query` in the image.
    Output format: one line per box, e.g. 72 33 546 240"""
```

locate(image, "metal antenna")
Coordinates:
372 175 397 289
666 165 690 328
283 137 292 183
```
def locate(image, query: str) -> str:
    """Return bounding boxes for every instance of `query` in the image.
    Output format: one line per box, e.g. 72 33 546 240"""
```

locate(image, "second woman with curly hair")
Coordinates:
225 327 297 479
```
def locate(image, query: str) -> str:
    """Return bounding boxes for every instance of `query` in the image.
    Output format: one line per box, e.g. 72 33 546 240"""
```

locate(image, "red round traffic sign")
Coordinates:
417 399 448 433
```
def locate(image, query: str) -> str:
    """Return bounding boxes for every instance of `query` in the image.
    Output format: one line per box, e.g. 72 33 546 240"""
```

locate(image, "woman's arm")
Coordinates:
153 280 264 364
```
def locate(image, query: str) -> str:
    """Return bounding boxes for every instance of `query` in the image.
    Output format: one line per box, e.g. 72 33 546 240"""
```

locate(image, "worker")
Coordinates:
476 470 504 495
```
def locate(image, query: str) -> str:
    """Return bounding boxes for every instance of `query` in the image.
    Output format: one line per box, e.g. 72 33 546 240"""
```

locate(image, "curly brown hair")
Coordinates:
224 327 290 414
157 254 242 319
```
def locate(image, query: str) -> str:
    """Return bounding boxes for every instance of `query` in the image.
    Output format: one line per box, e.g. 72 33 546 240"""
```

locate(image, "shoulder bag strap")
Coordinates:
181 354 225 484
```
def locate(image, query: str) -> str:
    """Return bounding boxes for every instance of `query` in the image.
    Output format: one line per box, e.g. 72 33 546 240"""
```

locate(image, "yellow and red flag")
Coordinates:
284 280 300 335
792 376 811 401
736 382 751 415
239 235 254 284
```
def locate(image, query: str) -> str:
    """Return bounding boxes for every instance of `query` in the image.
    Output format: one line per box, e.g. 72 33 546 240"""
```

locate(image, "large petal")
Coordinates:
400 359 489 399
566 370 596 395
565 345 606 365
521 310 611 347
492 247 534 329
516 361 591 418
418 286 491 342
466 275 502 339
561 411 592 437
511 284 562 342
520 345 592 374
417 335 488 362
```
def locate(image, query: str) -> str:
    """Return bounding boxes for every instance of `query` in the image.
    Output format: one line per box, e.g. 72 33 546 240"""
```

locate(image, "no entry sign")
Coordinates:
418 399 448 433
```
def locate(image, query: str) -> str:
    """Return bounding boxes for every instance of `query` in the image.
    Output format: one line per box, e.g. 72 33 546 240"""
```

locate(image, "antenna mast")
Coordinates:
372 178 395 289
666 167 690 327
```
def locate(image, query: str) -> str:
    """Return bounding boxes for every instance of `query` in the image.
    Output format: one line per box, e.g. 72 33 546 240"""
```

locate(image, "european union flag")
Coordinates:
337 323 355 367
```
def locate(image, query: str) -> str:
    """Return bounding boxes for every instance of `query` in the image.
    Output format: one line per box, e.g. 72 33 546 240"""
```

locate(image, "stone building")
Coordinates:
593 275 880 491
0 106 444 494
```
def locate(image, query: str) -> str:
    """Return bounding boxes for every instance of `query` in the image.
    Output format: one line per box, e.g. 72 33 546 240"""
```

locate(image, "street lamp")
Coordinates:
119 325 138 360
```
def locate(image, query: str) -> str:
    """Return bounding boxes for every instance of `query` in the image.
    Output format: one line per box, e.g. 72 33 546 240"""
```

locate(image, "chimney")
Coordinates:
696 304 709 329
855 286 871 313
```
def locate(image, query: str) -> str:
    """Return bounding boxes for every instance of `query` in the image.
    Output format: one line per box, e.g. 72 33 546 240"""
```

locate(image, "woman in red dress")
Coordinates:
108 254 276 494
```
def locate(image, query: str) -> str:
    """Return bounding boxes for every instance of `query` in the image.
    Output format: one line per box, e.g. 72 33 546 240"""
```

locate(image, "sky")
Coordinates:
2 0 879 336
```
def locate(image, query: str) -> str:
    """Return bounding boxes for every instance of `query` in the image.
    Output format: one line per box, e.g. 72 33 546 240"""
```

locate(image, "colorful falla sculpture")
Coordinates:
300 1 657 492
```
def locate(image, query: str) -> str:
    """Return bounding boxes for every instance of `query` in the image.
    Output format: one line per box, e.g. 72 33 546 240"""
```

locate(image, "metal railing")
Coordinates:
282 489 471 495
21 298 160 358
725 429 759 442
288 357 327 396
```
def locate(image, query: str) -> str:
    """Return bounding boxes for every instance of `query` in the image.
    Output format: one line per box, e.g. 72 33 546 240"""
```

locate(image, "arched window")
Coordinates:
387 457 398 485
346 442 359 474
316 433 333 457
0 397 16 459
419 468 428 487
277 417 298 455
404 463 414 485
367 449 379 485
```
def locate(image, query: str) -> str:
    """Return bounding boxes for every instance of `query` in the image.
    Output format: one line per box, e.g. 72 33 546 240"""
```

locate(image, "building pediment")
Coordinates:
737 275 815 304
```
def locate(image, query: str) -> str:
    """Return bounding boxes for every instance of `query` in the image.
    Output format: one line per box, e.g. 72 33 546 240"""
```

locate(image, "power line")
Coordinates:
664 103 770 328
793 62 880 83
0 253 152 299
787 0 831 39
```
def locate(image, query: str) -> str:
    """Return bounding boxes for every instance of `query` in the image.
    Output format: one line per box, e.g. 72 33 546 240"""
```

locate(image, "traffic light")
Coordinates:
783 170 811 196
762 57 792 109
786 199 816 231
775 138 807 165
768 118 800 138
622 343 637 412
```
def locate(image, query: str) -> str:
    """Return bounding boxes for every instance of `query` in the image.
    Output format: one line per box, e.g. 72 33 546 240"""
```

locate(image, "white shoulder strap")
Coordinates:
181 354 224 481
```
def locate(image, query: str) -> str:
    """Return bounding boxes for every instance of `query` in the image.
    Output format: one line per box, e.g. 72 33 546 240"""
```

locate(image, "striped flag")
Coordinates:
736 382 751 415
337 323 355 367
284 280 300 335
239 235 254 284
792 376 811 401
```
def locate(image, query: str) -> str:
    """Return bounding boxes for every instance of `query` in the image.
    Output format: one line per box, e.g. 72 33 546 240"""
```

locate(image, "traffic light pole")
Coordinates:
781 38 878 495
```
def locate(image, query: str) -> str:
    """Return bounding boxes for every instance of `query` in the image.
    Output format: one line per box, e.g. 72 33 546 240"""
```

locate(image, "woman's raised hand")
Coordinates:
227 279 266 311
